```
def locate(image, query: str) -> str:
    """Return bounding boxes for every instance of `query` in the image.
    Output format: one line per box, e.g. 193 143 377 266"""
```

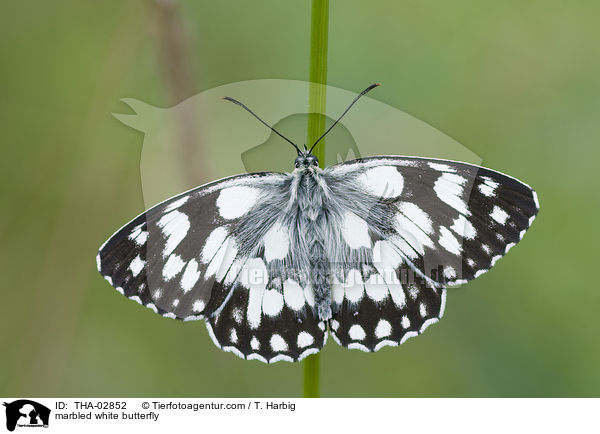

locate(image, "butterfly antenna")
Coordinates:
309 83 381 154
222 96 302 155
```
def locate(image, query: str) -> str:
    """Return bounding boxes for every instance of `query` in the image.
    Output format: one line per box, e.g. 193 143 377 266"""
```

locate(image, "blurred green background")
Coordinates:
1 0 599 397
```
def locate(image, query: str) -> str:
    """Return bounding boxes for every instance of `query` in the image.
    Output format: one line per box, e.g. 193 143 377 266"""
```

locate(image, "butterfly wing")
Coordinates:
97 171 325 362
324 155 539 350
206 273 326 363
331 263 446 352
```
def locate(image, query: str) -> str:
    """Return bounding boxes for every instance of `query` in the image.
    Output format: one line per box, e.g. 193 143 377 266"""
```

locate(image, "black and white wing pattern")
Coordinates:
98 154 538 361
323 155 539 352
97 172 326 363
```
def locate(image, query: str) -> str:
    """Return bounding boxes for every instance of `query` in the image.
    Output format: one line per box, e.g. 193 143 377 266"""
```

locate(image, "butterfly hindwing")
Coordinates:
206 271 327 362
330 262 446 352
328 240 446 352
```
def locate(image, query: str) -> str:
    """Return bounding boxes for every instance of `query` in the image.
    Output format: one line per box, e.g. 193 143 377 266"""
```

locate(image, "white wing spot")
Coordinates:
205 237 238 280
419 303 427 317
375 319 392 338
201 227 228 264
401 315 411 328
450 214 476 240
262 289 284 316
263 221 289 262
192 299 205 312
232 307 243 324
434 173 469 215
482 244 492 254
180 259 201 293
157 210 190 257
283 279 305 311
349 324 366 341
428 162 456 172
373 240 402 274
128 255 145 277
341 211 371 249
162 254 185 280
224 258 244 286
408 284 419 299
389 235 420 259
297 331 314 348
490 206 509 224
229 328 238 344
443 266 456 279
358 166 404 198
332 282 345 305
330 319 340 331
399 202 433 234
217 186 259 220
394 213 435 253
387 276 406 308
303 284 315 307
250 337 260 350
478 182 497 197
164 196 189 213
439 226 461 255
245 258 268 329
344 269 365 303
364 274 388 302
270 334 288 352
128 227 148 246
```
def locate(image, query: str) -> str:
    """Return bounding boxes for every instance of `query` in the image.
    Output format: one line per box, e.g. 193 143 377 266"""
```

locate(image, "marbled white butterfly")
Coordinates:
97 84 539 363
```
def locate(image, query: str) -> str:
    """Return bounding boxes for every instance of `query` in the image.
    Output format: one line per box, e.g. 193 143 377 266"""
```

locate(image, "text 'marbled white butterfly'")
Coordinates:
97 83 539 363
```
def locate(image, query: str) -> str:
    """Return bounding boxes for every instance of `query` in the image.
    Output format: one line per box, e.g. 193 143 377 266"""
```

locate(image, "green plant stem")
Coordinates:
306 0 329 165
303 0 329 399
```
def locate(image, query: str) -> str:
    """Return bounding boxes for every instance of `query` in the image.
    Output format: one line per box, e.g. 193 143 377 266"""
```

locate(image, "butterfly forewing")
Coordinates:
97 172 287 320
326 156 539 288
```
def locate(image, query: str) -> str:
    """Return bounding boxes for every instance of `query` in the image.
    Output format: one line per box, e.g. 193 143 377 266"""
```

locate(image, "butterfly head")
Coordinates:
294 151 319 170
